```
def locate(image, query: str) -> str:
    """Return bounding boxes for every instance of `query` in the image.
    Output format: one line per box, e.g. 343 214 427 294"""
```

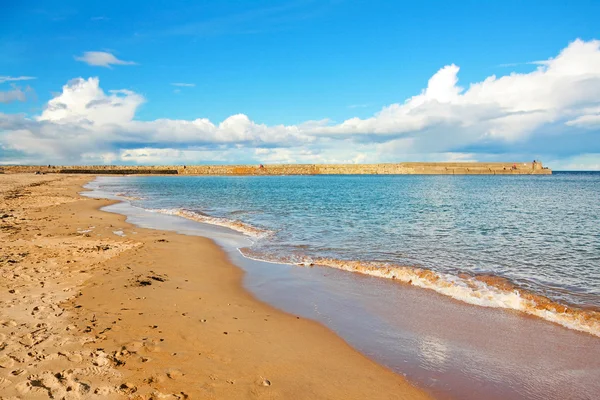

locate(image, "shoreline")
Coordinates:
112 192 600 338
0 174 431 399
82 175 600 400
87 178 600 400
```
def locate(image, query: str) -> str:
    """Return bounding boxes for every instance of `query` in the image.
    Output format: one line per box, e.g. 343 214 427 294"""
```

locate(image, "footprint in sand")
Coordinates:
0 376 12 389
123 340 144 353
73 366 121 379
0 354 15 368
166 369 184 380
145 374 166 384
144 342 162 353
94 386 116 395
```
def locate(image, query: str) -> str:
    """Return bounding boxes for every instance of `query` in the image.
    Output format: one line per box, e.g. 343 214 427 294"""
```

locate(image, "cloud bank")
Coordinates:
2 39 600 168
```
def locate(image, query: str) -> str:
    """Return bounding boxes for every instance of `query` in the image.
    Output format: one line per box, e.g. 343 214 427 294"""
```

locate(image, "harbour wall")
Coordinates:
0 162 552 175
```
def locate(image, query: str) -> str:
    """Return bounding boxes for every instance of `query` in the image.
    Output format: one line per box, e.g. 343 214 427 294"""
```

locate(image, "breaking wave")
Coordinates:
150 208 272 238
236 253 600 338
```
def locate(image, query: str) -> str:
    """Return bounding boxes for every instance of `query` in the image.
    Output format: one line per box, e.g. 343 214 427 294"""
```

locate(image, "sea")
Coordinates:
85 172 600 400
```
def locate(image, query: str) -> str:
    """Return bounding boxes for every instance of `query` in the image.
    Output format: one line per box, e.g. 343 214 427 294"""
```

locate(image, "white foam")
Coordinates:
312 259 600 337
237 248 600 338
150 208 271 238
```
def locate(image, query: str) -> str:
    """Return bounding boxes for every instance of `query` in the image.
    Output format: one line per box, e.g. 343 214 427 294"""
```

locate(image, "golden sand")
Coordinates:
0 174 430 399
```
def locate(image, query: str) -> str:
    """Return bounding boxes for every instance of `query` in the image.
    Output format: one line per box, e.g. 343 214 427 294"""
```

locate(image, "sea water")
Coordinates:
99 173 599 317
86 172 600 400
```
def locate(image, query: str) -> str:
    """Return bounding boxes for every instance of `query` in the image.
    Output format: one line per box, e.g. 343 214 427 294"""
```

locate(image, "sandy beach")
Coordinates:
0 173 430 399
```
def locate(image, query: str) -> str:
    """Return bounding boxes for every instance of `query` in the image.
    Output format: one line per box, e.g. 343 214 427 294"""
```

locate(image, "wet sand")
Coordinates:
0 174 431 399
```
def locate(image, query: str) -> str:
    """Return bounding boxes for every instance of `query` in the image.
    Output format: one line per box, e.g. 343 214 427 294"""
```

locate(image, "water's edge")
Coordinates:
147 205 600 338
81 177 600 400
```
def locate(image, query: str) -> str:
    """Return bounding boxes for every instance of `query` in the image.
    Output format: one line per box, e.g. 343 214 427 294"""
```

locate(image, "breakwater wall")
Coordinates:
0 162 551 175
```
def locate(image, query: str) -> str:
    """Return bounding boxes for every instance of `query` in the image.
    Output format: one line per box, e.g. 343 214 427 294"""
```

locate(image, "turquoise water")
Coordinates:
95 172 600 332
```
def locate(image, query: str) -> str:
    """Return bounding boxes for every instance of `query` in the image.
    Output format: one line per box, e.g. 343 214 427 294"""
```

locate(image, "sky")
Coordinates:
1 0 599 169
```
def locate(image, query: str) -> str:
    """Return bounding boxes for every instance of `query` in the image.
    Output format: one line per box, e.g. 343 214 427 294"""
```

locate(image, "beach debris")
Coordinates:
261 378 271 387
135 272 167 287
297 261 315 267
149 275 167 282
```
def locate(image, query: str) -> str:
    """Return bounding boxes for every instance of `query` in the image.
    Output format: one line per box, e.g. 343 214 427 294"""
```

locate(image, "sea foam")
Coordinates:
151 208 271 238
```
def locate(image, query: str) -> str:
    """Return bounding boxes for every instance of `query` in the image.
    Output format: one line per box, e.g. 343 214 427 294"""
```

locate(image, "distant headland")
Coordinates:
0 161 551 175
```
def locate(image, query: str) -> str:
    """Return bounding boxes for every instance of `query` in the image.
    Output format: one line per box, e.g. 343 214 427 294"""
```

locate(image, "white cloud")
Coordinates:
1 39 600 166
0 76 36 84
566 114 600 128
565 106 600 128
315 39 600 145
0 84 34 104
0 87 26 103
37 77 143 125
74 51 137 68
171 83 195 87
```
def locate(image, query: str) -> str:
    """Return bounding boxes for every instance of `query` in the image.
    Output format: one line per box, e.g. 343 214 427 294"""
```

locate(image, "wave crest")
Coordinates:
151 208 271 238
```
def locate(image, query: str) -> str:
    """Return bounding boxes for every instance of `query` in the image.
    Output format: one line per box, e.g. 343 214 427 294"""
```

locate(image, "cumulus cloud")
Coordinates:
0 85 35 104
37 78 143 125
2 39 600 166
316 39 600 144
74 51 137 68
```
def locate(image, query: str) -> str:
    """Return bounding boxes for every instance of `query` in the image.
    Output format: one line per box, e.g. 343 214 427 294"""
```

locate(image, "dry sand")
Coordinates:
0 174 431 399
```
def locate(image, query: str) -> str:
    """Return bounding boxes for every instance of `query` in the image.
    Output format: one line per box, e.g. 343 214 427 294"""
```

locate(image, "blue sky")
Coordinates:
1 0 600 168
